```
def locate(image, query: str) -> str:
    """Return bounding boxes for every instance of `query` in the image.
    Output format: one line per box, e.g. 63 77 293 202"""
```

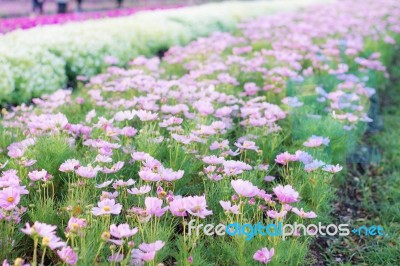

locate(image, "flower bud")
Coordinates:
101 231 110 241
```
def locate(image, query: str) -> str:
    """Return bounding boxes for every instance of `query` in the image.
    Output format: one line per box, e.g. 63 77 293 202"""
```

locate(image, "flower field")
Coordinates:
0 0 319 104
0 0 399 265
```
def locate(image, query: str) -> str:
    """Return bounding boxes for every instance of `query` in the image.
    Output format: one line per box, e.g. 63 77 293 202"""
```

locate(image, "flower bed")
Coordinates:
0 0 324 104
0 5 182 34
0 0 399 265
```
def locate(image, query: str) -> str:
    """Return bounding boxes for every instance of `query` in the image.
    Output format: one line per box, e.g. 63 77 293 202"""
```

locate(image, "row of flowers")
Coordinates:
0 5 181 34
0 0 316 104
0 0 399 265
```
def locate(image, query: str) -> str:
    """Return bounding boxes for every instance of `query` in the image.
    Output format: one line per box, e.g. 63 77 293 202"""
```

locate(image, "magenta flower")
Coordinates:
273 185 299 204
92 199 122 216
291 208 317 218
0 187 21 210
253 247 275 264
57 246 78 265
231 179 259 198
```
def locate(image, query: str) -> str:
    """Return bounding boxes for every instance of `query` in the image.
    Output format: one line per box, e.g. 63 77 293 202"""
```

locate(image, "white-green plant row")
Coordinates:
0 0 323 104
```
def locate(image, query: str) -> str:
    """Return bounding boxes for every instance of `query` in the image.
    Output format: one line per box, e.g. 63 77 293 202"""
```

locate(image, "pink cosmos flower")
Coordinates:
256 164 269 171
110 223 138 244
202 156 225 165
219 200 240 214
127 185 151 195
291 208 317 219
264 176 275 182
169 197 188 217
131 240 165 264
92 199 122 216
273 185 299 204
95 154 112 163
185 195 213 218
100 191 119 200
304 160 325 172
145 197 169 217
231 179 259 198
57 246 78 265
234 140 259 151
135 110 158 121
76 165 100 178
266 210 288 219
322 164 343 173
223 160 252 176
275 152 297 165
102 162 124 174
95 180 113 189
244 82 259 96
139 169 161 182
114 110 134 122
253 247 275 264
28 170 48 182
131 152 153 162
59 159 80 172
159 168 184 182
303 135 330 148
295 151 313 164
112 178 135 189
209 140 229 150
66 217 87 233
139 240 165 253
0 187 21 210
21 222 66 250
23 159 37 167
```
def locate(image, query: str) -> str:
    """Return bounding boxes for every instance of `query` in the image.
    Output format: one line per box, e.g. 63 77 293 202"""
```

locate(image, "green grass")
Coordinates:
320 52 400 266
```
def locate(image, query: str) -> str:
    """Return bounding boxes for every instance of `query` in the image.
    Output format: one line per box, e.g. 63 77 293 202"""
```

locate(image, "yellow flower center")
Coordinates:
103 206 111 212
42 237 50 246
7 196 14 203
